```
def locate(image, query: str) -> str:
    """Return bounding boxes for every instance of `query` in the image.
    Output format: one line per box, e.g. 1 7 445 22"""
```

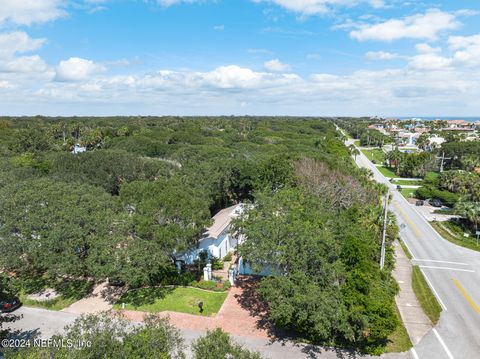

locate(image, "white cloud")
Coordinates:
0 55 48 73
55 57 106 82
0 32 46 58
350 9 459 41
253 0 384 15
0 0 66 26
264 59 291 72
213 25 224 31
157 0 202 6
365 51 400 60
408 53 451 70
415 43 441 54
448 34 480 67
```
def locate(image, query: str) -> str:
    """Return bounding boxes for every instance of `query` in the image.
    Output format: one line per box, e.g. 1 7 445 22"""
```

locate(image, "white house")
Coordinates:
178 204 245 265
71 143 87 154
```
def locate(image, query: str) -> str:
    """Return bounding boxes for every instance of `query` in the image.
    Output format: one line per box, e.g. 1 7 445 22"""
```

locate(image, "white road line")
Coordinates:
413 259 469 266
420 268 447 311
433 328 455 359
419 265 475 273
410 348 419 359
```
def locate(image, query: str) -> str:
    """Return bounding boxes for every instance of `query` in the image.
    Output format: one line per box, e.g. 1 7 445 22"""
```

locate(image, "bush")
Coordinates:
416 185 459 207
212 260 224 270
190 280 230 292
222 281 231 291
192 328 263 359
223 251 233 262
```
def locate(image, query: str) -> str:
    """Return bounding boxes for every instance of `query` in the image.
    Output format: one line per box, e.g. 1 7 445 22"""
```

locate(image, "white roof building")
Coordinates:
178 203 246 264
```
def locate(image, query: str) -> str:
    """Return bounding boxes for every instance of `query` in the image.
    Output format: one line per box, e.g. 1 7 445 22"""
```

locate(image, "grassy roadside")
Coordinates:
385 306 413 353
378 166 397 178
19 292 77 311
431 221 480 252
399 240 413 260
362 148 385 163
411 266 442 325
392 179 423 186
400 188 416 199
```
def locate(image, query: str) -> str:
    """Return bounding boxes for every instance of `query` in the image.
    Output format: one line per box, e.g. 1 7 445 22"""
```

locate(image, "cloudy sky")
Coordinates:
1 0 480 116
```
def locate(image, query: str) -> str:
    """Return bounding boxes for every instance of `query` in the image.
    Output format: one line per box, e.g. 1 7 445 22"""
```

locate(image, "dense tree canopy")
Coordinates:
0 116 398 353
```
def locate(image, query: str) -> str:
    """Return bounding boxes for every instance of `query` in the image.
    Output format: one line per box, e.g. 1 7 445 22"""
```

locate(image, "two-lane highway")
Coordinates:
348 138 480 359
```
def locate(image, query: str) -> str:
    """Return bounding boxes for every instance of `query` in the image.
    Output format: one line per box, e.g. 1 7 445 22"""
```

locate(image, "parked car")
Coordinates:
416 200 424 206
396 185 402 190
430 199 443 208
108 278 126 287
0 296 21 313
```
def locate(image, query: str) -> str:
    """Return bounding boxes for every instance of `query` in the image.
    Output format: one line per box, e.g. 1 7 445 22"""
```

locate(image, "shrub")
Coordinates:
222 281 231 291
212 260 224 270
416 186 459 207
223 251 233 262
190 280 230 292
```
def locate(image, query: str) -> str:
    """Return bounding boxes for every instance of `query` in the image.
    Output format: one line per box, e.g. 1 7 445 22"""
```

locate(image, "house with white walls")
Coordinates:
177 204 245 265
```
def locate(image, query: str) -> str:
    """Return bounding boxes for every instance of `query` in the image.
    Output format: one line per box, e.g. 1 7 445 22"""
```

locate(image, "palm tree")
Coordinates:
386 149 403 175
348 144 360 160
456 199 480 232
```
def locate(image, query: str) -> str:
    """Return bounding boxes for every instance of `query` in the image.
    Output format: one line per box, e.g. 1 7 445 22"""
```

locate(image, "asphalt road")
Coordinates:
348 139 480 359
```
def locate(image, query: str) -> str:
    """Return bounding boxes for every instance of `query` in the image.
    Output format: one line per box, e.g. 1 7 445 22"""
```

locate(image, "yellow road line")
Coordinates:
394 203 422 237
453 279 480 314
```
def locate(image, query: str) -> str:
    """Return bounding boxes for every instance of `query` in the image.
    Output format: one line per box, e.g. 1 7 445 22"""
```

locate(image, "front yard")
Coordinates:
114 286 228 317
362 148 385 164
378 166 397 178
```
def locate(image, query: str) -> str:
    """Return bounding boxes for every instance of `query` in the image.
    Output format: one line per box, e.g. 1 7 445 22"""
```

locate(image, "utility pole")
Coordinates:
380 191 389 270
436 151 452 173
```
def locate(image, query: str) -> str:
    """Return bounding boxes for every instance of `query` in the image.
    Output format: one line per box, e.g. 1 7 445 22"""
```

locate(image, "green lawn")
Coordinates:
431 221 479 252
114 287 228 317
19 292 78 311
412 266 442 325
353 140 361 147
377 166 397 178
400 188 417 199
392 179 423 186
362 149 385 163
384 306 412 353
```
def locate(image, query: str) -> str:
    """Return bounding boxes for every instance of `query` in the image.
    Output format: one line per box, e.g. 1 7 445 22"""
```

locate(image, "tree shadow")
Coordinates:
234 276 284 339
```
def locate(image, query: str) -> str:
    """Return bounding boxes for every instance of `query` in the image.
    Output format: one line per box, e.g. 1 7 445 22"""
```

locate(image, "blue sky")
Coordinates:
1 0 480 116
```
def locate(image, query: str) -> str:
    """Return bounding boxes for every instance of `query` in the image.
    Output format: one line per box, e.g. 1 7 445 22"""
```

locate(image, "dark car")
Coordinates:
0 296 21 313
108 278 126 287
416 200 425 206
396 185 402 190
430 199 443 208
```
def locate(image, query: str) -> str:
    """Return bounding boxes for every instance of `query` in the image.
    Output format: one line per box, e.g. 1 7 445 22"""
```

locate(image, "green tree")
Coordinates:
8 313 186 359
192 329 263 359
455 199 480 232
0 178 121 283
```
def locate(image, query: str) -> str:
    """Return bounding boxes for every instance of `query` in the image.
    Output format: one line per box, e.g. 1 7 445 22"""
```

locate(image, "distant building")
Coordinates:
71 143 86 154
398 132 420 146
442 120 475 132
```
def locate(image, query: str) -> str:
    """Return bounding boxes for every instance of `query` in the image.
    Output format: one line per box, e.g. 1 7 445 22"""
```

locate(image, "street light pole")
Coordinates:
380 191 389 270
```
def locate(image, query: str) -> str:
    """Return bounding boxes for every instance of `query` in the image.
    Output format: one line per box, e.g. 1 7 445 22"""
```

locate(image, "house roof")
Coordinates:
204 204 244 239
